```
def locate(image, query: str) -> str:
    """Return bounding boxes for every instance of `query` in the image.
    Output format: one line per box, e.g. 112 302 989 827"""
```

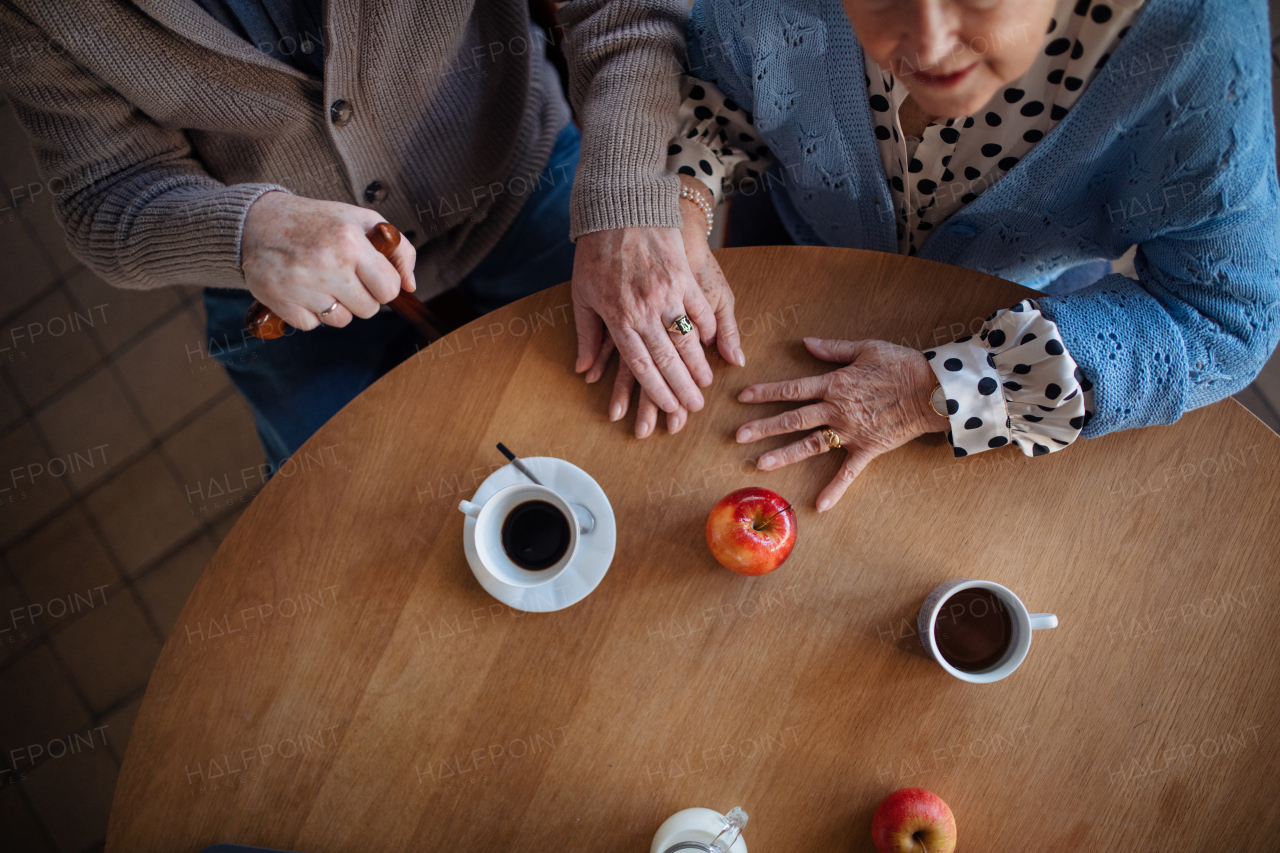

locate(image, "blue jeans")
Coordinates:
204 122 580 469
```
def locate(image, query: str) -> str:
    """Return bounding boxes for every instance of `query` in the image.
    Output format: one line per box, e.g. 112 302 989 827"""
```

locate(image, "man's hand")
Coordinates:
574 176 743 437
241 192 416 330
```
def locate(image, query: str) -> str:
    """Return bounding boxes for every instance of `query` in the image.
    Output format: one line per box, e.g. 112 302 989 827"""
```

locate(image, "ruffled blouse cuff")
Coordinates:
665 75 773 203
925 299 1094 458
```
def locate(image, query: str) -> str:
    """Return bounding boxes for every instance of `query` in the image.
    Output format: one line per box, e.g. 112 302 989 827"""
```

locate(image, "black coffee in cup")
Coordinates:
934 589 1012 672
500 500 571 570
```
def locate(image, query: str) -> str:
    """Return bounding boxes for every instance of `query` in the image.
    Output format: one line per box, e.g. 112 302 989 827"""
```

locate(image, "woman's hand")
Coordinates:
582 175 743 437
241 191 415 330
737 338 947 511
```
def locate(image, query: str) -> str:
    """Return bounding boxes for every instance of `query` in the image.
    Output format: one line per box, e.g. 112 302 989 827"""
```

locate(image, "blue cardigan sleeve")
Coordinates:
1040 0 1280 438
1042 191 1280 436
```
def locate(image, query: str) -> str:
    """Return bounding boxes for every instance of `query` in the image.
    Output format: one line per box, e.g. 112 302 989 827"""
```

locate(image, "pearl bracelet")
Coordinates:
679 185 714 237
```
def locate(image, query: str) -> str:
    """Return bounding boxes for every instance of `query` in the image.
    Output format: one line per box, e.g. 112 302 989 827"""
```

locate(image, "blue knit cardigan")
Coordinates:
687 0 1280 438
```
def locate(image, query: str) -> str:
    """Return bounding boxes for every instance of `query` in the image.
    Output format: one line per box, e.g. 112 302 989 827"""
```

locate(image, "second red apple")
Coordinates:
871 787 957 853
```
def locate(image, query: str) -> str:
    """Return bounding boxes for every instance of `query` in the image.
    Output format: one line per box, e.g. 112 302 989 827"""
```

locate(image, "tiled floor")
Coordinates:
0 94 260 851
3 19 1280 853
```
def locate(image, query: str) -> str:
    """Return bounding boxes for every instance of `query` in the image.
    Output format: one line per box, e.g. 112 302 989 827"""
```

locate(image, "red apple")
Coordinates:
871 788 957 853
705 487 796 575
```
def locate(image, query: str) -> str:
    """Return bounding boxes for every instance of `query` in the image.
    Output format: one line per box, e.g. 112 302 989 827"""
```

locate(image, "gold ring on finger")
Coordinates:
666 315 694 336
317 300 340 319
821 428 842 450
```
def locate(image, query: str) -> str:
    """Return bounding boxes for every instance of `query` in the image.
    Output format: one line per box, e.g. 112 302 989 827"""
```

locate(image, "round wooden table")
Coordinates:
108 248 1280 852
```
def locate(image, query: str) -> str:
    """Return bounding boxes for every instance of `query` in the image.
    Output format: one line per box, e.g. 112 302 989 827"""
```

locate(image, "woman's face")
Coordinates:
843 0 1058 118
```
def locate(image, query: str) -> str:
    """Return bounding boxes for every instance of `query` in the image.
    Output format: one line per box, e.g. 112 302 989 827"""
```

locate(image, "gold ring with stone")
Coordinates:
317 300 340 319
666 315 694 336
821 428 842 450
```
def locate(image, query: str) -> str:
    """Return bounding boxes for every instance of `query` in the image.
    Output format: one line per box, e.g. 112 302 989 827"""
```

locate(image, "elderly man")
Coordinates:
0 0 691 467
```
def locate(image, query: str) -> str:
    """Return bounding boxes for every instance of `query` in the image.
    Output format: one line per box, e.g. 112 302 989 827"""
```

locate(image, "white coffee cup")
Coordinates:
459 484 593 588
917 579 1058 683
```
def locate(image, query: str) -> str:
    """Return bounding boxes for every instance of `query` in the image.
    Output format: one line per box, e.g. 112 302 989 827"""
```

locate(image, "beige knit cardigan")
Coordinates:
0 0 688 298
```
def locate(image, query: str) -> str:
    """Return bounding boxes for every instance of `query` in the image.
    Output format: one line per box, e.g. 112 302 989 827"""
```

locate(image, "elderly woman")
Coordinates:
565 0 1279 511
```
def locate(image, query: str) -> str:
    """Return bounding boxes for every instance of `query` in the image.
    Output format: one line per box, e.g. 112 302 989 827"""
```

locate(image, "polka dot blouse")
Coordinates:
666 0 1141 458
666 76 771 205
927 299 1089 458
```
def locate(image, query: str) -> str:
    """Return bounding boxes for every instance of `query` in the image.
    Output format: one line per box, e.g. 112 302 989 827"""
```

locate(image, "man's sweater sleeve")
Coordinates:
0 4 287 291
559 0 688 239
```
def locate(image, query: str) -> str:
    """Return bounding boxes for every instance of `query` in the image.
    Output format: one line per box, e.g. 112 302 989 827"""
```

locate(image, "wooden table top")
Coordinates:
107 247 1280 852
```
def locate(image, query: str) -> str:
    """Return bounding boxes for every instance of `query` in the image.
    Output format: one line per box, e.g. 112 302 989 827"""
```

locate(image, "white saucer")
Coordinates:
462 458 616 612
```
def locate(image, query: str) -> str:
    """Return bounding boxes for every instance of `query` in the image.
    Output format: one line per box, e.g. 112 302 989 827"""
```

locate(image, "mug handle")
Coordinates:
1029 613 1058 630
458 500 483 519
570 503 595 535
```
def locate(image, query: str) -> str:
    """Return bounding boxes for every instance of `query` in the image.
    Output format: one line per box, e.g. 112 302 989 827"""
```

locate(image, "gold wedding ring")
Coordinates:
666 315 694 336
821 428 842 450
317 300 340 319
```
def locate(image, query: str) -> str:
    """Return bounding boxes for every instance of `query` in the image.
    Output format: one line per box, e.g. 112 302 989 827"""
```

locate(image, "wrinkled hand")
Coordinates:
242 191 416 331
736 338 947 511
578 175 743 437
572 225 720 419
